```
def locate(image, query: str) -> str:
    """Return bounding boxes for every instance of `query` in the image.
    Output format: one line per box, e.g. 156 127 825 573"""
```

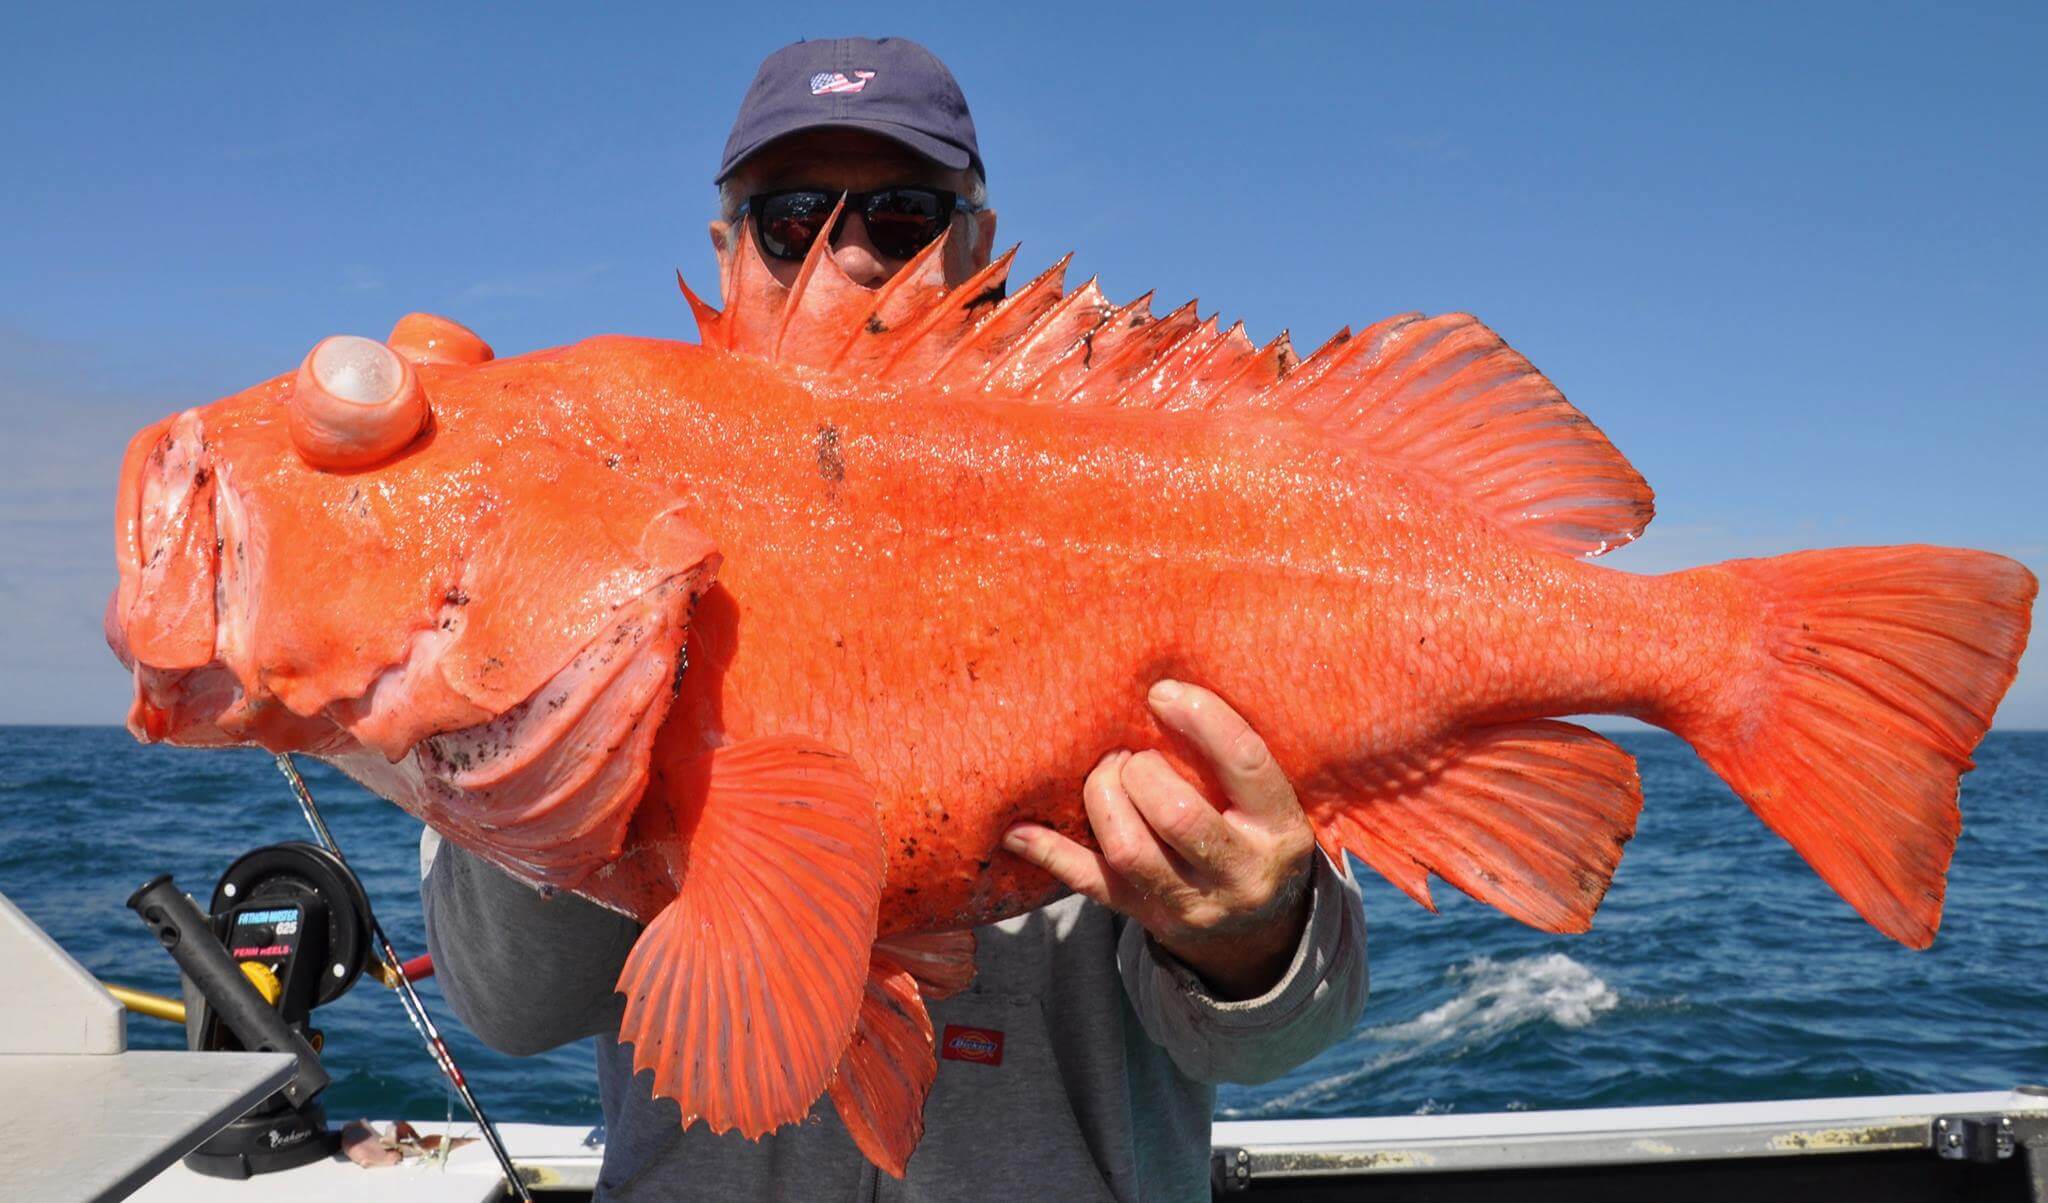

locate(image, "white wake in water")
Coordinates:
1231 952 1619 1117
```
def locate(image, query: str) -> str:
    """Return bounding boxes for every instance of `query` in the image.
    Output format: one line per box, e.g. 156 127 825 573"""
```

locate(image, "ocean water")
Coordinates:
1 726 2042 1127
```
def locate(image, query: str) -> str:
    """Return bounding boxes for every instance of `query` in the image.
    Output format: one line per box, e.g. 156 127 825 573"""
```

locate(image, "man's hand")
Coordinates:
1003 680 1318 1000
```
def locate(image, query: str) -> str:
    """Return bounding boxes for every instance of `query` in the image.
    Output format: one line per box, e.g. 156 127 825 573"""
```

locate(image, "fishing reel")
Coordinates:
129 841 373 1178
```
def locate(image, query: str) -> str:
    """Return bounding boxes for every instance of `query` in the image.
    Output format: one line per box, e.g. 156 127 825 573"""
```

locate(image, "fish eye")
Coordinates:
388 312 493 367
313 336 405 403
288 335 429 470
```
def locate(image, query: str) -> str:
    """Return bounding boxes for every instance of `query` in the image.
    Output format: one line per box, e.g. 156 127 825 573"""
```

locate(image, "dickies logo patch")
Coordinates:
940 1023 1004 1066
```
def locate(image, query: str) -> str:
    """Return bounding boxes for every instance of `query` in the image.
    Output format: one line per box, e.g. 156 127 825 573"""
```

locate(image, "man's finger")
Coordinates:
1002 823 1118 908
1119 749 1239 875
1147 679 1296 819
1082 749 1179 891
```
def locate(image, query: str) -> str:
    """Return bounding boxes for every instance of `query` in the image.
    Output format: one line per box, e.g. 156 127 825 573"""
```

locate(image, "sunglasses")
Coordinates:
746 186 976 262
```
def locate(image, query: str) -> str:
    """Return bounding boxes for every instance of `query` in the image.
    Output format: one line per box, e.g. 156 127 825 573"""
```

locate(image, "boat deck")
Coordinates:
117 1088 2048 1201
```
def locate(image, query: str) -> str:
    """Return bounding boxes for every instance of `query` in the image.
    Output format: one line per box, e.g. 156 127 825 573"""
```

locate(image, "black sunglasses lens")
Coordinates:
862 189 952 259
755 191 836 260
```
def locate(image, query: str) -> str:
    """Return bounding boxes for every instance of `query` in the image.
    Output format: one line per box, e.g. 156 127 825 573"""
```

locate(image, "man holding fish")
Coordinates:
423 36 1370 1202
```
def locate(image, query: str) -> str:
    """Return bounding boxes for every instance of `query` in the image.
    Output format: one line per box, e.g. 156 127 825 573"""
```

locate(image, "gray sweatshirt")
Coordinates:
421 833 1368 1202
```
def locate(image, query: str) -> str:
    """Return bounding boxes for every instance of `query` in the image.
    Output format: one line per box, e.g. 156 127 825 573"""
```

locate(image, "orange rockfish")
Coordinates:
106 222 2036 1173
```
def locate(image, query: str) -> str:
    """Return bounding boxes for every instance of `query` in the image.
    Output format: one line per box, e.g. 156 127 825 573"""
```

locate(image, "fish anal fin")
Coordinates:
613 734 886 1138
1311 721 1642 933
875 929 977 1000
827 947 936 1177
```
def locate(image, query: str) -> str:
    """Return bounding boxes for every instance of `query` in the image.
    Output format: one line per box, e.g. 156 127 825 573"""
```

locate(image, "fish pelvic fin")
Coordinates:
828 931 978 1175
875 929 977 1000
1308 720 1643 932
828 945 938 1177
682 246 1649 558
614 735 886 1139
1673 546 2036 948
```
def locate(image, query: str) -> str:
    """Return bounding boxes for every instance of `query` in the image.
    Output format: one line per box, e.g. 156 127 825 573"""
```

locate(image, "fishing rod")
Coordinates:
274 753 535 1203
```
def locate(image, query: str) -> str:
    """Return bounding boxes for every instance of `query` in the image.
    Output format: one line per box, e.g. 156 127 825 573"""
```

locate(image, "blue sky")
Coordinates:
2 2 2042 726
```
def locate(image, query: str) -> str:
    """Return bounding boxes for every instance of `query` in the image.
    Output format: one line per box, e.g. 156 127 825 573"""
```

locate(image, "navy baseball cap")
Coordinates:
716 37 982 184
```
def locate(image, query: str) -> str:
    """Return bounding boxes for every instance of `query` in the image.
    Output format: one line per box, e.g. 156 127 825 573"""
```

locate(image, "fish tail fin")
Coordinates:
1672 546 2035 947
614 735 886 1138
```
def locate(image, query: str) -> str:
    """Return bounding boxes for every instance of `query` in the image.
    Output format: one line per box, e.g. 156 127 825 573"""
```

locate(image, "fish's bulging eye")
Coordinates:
313 335 404 402
388 312 493 367
288 335 429 471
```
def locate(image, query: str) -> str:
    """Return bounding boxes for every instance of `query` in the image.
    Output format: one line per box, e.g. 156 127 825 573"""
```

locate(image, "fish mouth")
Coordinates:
110 407 718 890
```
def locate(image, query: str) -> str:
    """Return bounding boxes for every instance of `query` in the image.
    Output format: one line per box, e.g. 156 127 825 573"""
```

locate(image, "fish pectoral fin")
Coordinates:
875 929 977 1000
829 945 938 1178
1311 721 1644 933
613 735 886 1139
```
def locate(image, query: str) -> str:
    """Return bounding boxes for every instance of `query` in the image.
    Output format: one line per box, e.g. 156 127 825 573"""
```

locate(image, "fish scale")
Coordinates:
106 223 2034 1176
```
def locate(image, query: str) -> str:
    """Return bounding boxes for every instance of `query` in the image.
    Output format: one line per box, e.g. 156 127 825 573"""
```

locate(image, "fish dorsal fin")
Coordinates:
685 245 1652 556
874 249 1017 383
774 197 880 368
712 216 788 357
926 254 1073 389
1265 311 1654 554
831 229 957 374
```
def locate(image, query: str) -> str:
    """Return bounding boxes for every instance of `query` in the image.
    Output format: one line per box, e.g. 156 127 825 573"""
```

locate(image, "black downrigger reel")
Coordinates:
128 841 373 1178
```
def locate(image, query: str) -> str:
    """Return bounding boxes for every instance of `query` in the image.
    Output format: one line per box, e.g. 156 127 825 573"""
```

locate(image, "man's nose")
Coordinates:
830 215 893 288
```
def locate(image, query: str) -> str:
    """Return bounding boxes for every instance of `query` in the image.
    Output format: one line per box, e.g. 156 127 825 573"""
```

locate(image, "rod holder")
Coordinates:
127 874 329 1107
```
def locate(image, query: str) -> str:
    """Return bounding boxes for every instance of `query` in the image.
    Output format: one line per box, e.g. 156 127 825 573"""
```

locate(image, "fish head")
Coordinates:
107 315 719 886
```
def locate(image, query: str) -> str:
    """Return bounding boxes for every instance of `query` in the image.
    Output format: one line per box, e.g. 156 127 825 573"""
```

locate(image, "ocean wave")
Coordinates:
1228 952 1618 1117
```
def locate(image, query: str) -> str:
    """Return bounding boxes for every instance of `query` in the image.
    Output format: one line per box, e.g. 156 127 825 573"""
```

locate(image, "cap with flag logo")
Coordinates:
716 37 983 184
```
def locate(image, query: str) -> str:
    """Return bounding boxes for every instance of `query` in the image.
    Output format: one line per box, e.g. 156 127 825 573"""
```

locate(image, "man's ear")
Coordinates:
971 209 998 267
708 219 734 257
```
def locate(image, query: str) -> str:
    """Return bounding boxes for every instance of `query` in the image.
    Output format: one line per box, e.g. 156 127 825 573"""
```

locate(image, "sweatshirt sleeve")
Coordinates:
1117 849 1369 1085
419 831 640 1057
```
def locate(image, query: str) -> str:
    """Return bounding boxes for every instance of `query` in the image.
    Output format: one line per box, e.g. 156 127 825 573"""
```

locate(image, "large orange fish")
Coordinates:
106 221 2035 1173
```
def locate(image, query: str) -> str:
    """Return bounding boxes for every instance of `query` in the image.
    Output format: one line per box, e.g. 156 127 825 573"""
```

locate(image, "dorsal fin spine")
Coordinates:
983 276 1112 394
1154 320 1257 410
928 255 1072 389
826 228 955 372
772 195 851 363
1090 301 1207 408
874 248 1018 384
678 272 725 351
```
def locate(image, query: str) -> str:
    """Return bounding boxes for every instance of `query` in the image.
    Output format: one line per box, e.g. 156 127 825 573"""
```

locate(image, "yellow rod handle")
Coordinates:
104 982 187 1024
